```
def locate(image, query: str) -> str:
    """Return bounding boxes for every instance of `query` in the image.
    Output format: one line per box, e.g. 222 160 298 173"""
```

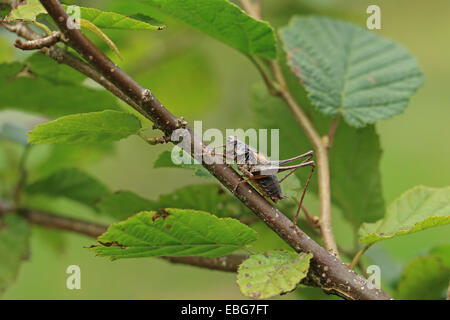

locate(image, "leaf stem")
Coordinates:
240 2 339 257
248 56 279 96
350 244 372 270
326 114 340 149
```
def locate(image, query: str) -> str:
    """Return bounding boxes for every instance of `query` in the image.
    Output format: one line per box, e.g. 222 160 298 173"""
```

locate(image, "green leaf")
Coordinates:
328 122 385 226
128 13 165 29
25 168 110 208
6 0 46 22
359 186 450 245
136 0 276 59
237 250 312 299
0 61 118 118
65 5 165 30
154 149 212 177
396 253 450 300
0 214 30 294
251 83 385 227
280 16 424 127
97 191 154 220
28 110 141 145
89 208 258 259
6 1 164 30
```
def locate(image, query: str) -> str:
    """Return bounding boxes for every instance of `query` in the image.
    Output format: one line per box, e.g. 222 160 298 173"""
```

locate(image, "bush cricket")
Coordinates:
210 136 315 227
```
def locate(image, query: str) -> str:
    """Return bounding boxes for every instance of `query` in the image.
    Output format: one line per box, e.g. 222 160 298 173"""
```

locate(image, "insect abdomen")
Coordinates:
255 176 287 202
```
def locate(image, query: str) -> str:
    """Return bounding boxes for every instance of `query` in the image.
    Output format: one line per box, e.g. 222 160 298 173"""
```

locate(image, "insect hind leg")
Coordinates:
293 161 315 227
274 160 316 227
269 150 314 166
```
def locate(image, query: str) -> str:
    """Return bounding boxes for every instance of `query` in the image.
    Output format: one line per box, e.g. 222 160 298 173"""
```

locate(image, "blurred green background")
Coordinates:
0 0 449 299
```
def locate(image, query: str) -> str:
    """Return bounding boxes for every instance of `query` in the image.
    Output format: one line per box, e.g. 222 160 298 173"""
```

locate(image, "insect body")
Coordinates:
213 136 315 226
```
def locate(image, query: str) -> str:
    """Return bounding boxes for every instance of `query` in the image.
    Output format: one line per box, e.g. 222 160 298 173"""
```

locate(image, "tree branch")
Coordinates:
165 255 246 272
0 0 392 299
14 30 62 50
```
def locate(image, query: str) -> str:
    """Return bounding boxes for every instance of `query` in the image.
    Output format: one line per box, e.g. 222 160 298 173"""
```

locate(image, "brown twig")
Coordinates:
14 30 62 50
301 206 320 229
165 255 247 272
0 0 393 299
21 208 107 237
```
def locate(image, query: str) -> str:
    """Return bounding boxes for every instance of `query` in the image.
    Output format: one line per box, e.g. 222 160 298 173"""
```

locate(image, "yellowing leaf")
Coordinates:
237 250 312 299
80 19 123 60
